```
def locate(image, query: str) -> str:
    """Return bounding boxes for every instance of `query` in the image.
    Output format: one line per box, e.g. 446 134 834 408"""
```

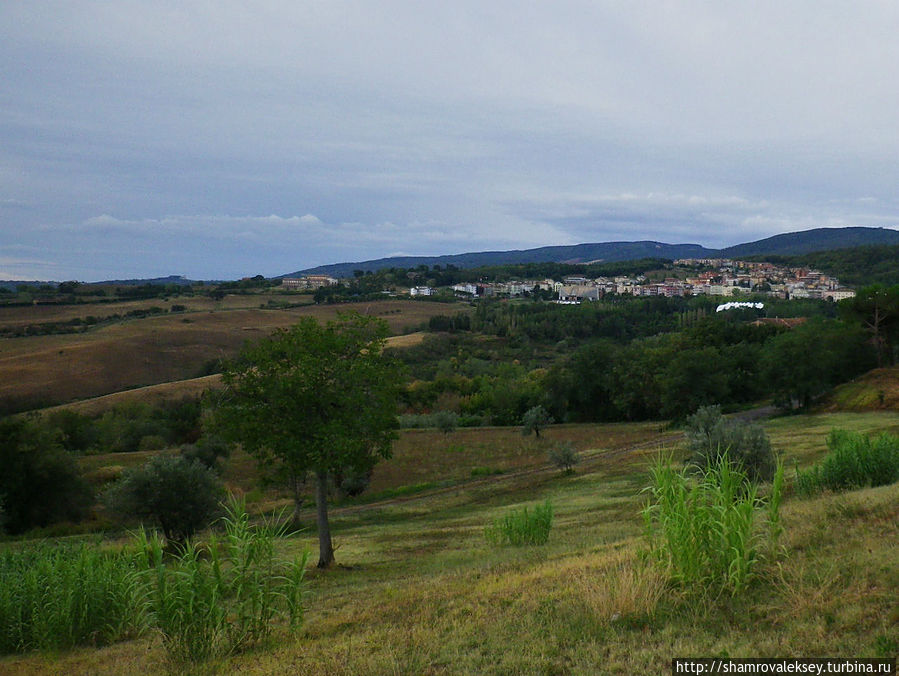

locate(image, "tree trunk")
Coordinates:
290 472 303 529
315 470 335 568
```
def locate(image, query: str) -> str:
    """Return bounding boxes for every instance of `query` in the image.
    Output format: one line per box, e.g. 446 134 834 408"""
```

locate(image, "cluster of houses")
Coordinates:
445 260 854 303
281 259 856 304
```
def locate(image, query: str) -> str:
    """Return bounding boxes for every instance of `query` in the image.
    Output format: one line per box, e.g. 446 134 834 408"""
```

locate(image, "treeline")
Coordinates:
39 398 203 455
0 305 186 338
434 294 836 344
397 293 884 425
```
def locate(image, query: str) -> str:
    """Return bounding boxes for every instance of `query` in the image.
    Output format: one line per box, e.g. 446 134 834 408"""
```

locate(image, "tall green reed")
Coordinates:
642 454 783 597
136 495 309 664
0 542 145 654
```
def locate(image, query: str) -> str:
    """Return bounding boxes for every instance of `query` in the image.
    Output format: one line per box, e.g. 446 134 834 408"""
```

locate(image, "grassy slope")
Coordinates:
822 367 899 412
36 333 425 418
0 300 457 411
6 411 898 674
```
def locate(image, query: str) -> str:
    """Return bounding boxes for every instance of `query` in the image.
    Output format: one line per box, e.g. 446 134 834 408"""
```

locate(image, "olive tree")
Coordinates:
214 313 403 568
104 454 224 545
521 405 554 439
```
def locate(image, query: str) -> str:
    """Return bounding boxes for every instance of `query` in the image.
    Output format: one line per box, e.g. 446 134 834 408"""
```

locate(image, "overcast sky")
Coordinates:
2 2 899 281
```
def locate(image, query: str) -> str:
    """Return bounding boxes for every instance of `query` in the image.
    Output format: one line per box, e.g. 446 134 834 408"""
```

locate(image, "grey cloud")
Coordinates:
2 3 899 279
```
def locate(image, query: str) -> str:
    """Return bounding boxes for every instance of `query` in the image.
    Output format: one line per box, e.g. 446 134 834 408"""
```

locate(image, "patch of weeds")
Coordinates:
485 500 553 546
796 429 899 495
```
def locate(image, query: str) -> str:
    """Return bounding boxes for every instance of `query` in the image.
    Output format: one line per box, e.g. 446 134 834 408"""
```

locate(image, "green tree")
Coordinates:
214 313 403 568
0 417 93 534
839 285 899 367
761 319 874 410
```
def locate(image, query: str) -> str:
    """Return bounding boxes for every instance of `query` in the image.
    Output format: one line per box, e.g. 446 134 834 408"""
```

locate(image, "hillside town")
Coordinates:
282 258 857 304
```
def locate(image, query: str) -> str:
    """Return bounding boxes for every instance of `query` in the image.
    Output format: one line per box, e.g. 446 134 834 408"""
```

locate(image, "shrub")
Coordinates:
136 497 309 663
138 434 167 451
104 455 224 545
685 405 776 482
44 409 98 452
485 500 553 546
332 465 373 498
180 435 232 472
0 543 145 654
0 417 93 535
796 429 899 495
549 441 580 474
642 453 784 597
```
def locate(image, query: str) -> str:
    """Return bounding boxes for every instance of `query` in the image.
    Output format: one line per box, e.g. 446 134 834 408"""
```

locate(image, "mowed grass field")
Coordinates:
6 411 897 675
0 299 460 411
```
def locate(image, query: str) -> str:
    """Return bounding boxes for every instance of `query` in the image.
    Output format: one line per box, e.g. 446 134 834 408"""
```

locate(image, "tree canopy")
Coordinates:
215 312 403 567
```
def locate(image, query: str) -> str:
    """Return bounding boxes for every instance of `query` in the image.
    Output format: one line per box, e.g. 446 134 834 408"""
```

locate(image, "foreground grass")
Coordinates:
4 413 898 674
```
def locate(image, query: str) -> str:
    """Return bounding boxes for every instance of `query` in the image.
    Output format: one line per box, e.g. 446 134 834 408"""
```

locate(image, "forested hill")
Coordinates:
290 226 899 277
719 226 899 258
292 241 713 278
748 244 899 286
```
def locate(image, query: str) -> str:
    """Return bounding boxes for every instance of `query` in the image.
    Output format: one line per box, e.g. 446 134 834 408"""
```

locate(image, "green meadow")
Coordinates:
3 411 897 674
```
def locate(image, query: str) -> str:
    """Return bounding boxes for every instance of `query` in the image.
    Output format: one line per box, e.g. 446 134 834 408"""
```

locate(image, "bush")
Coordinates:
549 441 580 473
104 455 224 545
642 453 784 597
685 405 776 482
136 497 308 663
485 500 553 546
44 410 98 452
796 429 899 495
0 417 93 535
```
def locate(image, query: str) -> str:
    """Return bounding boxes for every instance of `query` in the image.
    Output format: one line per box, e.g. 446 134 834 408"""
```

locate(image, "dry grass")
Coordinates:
1 301 465 411
572 548 669 625
0 292 295 331
40 375 223 417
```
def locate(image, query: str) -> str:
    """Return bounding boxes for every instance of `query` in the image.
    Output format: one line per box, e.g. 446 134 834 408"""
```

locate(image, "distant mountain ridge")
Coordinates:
288 226 899 278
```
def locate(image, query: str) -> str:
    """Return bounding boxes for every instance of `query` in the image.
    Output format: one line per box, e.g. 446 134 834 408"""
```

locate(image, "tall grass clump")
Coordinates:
642 454 784 597
796 429 899 495
136 496 309 664
0 543 145 654
485 499 553 546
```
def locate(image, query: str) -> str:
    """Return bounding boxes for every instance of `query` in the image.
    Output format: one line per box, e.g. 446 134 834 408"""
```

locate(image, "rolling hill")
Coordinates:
289 226 899 277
